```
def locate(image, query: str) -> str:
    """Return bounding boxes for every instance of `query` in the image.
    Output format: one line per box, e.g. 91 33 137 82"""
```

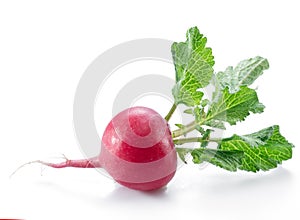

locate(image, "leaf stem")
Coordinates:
172 121 198 138
165 103 177 122
173 137 221 145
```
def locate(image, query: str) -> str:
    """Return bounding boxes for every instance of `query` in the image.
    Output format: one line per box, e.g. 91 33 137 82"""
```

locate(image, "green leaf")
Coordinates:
176 147 244 171
172 27 215 82
175 124 185 129
205 86 264 126
194 106 205 123
194 106 226 129
172 75 204 106
201 99 210 107
204 119 226 129
191 148 244 171
171 27 214 106
219 125 294 172
238 126 279 146
216 56 269 93
200 129 213 147
184 108 193 114
195 125 205 135
176 148 191 163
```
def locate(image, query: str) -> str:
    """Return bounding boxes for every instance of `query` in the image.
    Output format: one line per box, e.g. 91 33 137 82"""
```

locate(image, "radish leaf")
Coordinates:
205 86 264 126
172 27 214 82
216 56 269 93
219 125 293 172
177 147 244 171
171 27 214 106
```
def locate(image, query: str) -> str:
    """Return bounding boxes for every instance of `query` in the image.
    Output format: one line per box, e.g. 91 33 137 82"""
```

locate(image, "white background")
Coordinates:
0 0 299 219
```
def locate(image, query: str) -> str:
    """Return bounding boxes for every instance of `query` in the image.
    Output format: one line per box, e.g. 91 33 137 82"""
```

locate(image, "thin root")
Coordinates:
10 160 46 178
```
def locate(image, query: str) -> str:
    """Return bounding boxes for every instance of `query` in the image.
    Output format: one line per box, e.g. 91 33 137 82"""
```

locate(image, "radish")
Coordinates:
15 26 294 191
34 107 177 191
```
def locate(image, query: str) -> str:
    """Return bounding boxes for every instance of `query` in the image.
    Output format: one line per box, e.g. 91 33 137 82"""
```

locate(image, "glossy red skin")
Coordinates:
100 106 177 191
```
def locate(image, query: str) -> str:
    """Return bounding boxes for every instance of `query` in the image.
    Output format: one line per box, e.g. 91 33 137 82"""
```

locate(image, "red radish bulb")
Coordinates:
100 106 177 190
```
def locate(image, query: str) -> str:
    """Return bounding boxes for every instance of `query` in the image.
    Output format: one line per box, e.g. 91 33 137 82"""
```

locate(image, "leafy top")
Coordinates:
171 26 293 173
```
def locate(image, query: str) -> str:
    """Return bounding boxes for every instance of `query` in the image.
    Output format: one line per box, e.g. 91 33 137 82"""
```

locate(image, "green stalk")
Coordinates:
171 115 213 138
173 137 221 145
165 103 177 122
172 121 198 138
